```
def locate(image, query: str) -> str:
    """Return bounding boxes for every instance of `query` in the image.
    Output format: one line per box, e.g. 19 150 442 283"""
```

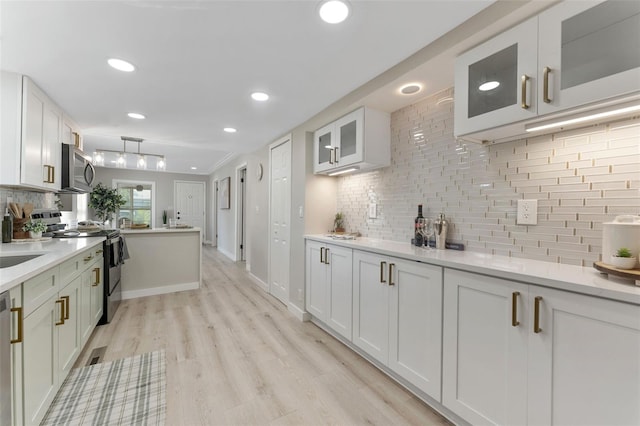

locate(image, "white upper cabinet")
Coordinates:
313 107 390 175
1 72 63 191
455 0 640 143
454 17 538 138
62 113 82 150
537 0 640 115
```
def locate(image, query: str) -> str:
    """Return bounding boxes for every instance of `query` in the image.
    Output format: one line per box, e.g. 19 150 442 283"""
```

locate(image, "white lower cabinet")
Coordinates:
58 276 82 377
305 240 353 340
353 251 443 400
443 269 640 426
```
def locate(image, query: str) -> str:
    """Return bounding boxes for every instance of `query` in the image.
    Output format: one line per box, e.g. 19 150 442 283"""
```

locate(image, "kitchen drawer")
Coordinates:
59 253 84 285
23 266 60 316
81 246 103 270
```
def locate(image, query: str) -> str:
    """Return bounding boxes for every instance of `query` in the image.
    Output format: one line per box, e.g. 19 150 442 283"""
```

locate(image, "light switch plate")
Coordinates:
517 199 538 225
368 203 377 219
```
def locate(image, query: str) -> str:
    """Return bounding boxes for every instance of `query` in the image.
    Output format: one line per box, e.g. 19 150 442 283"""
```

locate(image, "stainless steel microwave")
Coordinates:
61 143 95 193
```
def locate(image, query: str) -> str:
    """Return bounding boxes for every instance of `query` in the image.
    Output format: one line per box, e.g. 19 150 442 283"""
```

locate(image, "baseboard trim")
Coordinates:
288 302 311 322
122 281 200 300
248 272 268 292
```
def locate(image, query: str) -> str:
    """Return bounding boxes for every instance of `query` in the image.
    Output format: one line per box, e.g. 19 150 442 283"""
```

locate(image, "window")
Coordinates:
113 180 156 227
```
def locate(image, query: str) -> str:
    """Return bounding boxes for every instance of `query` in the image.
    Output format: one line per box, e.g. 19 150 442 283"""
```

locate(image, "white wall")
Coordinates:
94 168 210 240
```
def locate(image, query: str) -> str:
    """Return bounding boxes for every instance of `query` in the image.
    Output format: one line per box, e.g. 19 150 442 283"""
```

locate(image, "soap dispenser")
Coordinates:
2 209 12 243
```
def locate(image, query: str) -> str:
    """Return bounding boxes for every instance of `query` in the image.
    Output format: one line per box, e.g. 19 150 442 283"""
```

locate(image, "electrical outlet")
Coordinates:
517 199 538 225
368 203 377 219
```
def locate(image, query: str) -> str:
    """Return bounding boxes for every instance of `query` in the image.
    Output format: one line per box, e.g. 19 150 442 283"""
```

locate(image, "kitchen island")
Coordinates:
119 227 201 299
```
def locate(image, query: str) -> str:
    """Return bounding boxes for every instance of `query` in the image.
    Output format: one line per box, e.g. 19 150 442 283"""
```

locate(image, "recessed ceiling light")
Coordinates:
107 58 135 72
319 0 350 24
191 166 197 170
479 81 500 91
251 92 269 102
223 127 237 133
400 83 422 95
127 112 146 119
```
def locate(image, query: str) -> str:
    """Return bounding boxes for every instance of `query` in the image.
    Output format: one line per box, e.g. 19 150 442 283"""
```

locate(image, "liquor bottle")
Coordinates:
414 204 424 247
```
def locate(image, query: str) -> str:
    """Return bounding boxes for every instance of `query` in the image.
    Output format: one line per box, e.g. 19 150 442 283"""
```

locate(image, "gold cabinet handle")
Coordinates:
84 254 94 262
543 67 552 104
380 261 387 283
93 267 101 286
329 148 334 165
96 249 103 254
61 295 70 320
512 292 520 327
50 165 55 183
43 165 53 183
55 299 65 325
388 263 395 286
10 307 23 344
521 75 530 109
324 248 330 265
334 147 339 164
320 247 325 264
534 296 543 333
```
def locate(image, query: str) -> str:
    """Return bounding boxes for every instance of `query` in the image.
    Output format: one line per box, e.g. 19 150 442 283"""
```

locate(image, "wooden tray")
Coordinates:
593 261 640 284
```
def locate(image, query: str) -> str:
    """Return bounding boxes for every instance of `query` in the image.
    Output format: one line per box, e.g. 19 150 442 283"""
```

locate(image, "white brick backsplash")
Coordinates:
336 87 640 267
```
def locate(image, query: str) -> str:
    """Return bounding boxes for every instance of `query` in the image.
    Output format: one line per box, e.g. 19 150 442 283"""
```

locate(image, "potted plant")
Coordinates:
89 183 126 226
610 247 637 270
334 212 345 233
22 220 47 239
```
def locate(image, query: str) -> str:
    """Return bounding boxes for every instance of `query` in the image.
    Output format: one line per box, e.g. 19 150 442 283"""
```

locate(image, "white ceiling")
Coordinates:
1 0 496 175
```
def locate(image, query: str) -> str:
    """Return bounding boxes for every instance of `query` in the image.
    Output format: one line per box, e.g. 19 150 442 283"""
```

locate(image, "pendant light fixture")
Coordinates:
94 137 166 171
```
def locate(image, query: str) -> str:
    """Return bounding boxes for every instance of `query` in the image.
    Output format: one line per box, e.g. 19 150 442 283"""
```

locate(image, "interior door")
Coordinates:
269 137 291 305
175 181 205 234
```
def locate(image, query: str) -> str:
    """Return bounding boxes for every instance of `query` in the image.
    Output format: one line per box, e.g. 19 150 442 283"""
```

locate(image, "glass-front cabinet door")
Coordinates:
454 17 538 138
538 0 640 115
334 108 363 168
313 122 335 173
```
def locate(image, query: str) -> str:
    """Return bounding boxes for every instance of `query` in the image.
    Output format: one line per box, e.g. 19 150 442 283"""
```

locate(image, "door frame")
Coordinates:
235 163 248 262
268 134 292 304
212 179 218 247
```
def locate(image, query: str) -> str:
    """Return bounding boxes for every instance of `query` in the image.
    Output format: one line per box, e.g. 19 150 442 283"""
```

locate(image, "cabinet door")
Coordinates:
90 264 104 325
21 77 46 188
334 108 363 168
454 17 538 137
306 241 327 320
528 287 640 426
326 244 352 340
42 101 62 191
313 123 335 173
352 251 389 364
22 296 60 426
79 267 93 345
58 276 81 376
388 260 442 400
442 269 528 426
9 287 23 426
538 0 640 115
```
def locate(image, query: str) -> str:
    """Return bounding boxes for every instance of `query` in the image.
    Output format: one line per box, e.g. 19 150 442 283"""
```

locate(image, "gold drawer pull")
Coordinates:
55 299 65 325
388 263 395 286
534 296 543 333
325 248 330 265
512 292 520 327
11 307 23 344
84 254 94 262
521 75 530 109
380 261 387 283
96 249 103 254
61 295 70 319
320 247 324 264
93 267 101 286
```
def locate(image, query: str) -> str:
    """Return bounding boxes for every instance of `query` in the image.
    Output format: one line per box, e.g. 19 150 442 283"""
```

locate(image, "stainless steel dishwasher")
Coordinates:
0 291 11 425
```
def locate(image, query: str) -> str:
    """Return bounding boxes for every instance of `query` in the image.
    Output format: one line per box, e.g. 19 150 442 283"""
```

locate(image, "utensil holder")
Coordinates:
12 218 29 240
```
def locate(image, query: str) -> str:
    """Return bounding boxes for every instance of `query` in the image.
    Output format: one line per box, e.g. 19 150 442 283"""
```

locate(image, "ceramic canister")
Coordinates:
602 215 640 268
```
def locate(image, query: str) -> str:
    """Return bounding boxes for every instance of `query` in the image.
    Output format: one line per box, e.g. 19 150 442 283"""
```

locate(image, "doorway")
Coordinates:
269 135 291 305
174 181 206 236
236 165 247 262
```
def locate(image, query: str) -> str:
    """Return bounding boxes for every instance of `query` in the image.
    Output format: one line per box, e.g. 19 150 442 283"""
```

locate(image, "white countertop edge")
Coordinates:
0 237 105 293
305 235 640 305
121 227 201 234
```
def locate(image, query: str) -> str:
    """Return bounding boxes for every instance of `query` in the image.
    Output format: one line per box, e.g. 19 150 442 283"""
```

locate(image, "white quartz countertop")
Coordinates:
0 237 105 293
305 235 640 305
121 227 201 235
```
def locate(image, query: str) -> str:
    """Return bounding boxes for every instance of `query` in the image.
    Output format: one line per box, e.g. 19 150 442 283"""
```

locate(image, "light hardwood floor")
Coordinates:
75 246 450 425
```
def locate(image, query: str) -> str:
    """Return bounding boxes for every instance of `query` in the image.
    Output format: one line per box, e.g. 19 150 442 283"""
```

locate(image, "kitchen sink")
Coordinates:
0 254 43 269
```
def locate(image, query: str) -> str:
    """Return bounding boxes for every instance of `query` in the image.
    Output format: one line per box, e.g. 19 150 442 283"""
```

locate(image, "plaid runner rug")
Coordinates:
41 350 166 426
